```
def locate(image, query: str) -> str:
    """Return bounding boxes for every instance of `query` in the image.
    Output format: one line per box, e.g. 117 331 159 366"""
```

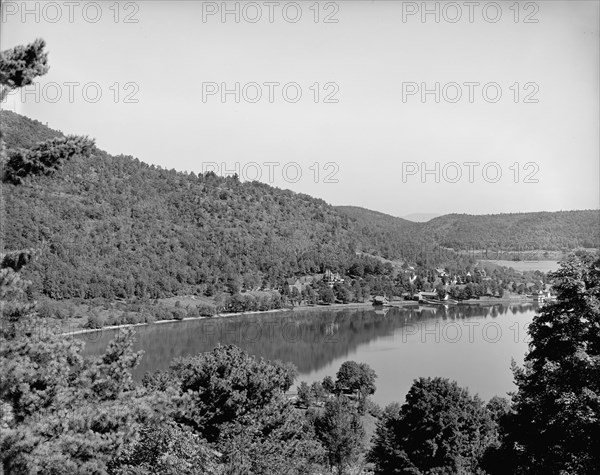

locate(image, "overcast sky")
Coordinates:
2 0 598 217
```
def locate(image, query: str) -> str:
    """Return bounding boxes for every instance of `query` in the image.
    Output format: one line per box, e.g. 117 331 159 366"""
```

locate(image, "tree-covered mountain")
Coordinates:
336 206 599 252
422 211 599 250
2 111 364 299
2 110 598 301
334 206 424 259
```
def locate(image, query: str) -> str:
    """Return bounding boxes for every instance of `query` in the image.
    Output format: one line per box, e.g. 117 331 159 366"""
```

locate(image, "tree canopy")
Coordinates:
0 38 48 100
335 360 377 413
506 252 600 474
369 377 496 474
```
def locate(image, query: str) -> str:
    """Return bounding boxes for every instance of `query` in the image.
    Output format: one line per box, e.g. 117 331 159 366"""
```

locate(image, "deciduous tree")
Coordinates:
170 345 297 442
335 360 377 413
507 253 600 474
368 377 496 474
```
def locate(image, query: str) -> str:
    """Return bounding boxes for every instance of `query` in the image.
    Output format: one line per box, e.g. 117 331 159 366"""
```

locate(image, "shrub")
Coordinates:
186 307 200 319
123 311 139 325
85 313 105 329
143 312 155 324
53 306 70 320
172 308 186 320
127 302 142 312
36 300 55 319
151 305 171 321
105 313 119 326
197 305 216 317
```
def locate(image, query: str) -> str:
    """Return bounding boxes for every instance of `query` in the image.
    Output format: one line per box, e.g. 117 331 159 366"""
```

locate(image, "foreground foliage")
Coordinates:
502 252 600 474
369 378 497 474
313 395 366 474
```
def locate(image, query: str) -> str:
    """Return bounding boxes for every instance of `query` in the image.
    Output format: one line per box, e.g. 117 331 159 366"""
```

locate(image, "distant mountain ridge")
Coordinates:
422 211 599 250
2 110 598 300
335 206 599 252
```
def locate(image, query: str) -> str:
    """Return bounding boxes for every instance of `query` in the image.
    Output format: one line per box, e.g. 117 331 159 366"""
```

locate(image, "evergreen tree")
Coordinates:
1 39 157 474
0 39 48 101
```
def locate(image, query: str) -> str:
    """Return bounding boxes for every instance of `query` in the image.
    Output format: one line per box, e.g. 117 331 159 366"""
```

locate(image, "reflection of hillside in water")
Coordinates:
79 304 537 379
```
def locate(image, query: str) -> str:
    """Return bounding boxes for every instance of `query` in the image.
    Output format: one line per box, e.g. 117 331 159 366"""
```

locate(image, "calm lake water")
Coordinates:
78 303 537 405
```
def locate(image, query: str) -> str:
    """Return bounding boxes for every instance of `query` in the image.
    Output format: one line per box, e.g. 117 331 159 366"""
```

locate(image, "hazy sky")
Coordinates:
2 0 599 217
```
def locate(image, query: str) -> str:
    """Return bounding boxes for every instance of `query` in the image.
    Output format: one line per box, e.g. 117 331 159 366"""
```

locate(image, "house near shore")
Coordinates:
300 275 318 285
484 286 501 297
284 269 346 294
372 296 389 306
324 269 344 287
415 291 442 302
536 288 557 302
544 283 555 294
285 274 323 294
286 278 303 294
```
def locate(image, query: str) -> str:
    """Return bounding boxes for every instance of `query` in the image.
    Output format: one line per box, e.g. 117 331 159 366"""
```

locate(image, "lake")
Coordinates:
478 259 561 273
78 303 537 406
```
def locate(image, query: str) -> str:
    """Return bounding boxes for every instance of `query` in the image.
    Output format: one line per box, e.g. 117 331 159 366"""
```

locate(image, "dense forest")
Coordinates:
337 206 599 254
2 110 362 299
2 110 598 302
421 211 599 251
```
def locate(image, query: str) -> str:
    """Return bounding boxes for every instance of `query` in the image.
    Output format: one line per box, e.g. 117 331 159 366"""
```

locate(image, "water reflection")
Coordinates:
78 303 537 404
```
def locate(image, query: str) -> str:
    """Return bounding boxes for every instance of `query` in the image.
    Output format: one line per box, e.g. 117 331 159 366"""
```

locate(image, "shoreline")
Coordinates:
62 302 372 336
61 298 536 337
458 297 536 305
62 307 294 336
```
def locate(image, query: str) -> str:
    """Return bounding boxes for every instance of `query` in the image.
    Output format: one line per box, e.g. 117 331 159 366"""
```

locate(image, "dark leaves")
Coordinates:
4 135 95 184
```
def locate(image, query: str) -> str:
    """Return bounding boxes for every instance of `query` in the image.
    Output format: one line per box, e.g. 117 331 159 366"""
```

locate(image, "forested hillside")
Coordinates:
422 211 599 250
2 111 597 301
1 110 63 148
3 111 366 299
334 206 424 258
336 206 599 252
